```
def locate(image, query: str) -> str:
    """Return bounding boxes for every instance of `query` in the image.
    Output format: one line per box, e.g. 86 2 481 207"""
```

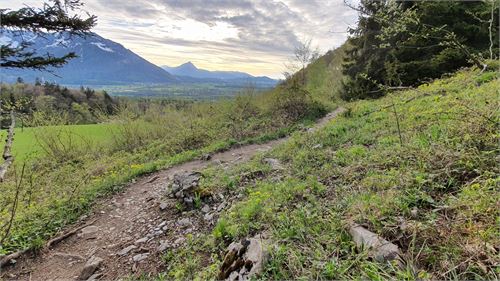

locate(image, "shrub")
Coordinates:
270 78 324 123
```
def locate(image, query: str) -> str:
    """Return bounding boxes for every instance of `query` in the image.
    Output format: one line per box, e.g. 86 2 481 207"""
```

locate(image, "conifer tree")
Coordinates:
340 0 499 101
1 0 96 70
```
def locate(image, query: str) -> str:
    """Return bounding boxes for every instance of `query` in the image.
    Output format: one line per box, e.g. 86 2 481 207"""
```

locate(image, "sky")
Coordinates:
5 0 359 78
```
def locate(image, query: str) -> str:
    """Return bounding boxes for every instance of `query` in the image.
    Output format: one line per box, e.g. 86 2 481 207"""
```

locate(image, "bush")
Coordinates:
224 93 262 139
270 78 324 123
29 111 95 162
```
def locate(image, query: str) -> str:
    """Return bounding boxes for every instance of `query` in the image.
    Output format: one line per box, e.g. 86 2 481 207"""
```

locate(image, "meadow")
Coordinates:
1 123 115 161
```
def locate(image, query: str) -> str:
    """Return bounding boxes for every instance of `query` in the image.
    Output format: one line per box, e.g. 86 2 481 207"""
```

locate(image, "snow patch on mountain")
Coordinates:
45 37 71 48
0 34 18 48
90 42 114 52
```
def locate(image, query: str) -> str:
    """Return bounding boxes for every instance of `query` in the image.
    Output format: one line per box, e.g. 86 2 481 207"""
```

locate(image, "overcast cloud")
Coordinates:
5 0 358 78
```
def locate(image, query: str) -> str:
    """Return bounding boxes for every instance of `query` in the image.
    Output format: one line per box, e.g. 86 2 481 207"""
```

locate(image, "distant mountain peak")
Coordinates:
1 31 277 88
162 62 276 85
178 61 198 70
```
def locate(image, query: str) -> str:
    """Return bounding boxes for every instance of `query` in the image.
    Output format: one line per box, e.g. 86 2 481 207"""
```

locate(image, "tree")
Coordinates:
278 39 321 121
378 1 498 80
284 39 320 86
1 0 96 70
341 0 389 100
339 0 499 101
0 0 96 182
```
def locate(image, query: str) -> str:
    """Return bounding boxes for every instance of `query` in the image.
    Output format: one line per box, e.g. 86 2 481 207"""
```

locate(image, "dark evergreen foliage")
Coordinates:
1 0 96 70
341 0 388 100
341 0 499 100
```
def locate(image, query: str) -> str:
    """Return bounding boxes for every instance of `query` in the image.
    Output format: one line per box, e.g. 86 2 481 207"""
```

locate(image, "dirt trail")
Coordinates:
1 108 344 281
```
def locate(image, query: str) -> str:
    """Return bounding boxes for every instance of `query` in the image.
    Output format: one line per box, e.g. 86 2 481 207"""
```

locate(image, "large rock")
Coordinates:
349 224 401 263
219 234 269 281
78 256 103 280
169 172 202 208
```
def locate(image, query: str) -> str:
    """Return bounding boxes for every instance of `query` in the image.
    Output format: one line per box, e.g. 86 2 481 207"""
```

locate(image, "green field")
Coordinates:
85 82 275 100
1 123 116 161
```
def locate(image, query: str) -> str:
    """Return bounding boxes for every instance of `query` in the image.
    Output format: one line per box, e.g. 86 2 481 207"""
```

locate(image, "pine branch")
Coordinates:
1 45 77 70
1 0 96 34
0 0 96 70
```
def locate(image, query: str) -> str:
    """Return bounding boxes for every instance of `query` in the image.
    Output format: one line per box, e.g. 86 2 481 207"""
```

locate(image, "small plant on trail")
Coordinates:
175 202 184 212
193 192 202 209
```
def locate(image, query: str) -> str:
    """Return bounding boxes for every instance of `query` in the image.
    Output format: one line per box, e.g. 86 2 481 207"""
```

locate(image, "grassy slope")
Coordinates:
304 43 349 106
161 68 499 280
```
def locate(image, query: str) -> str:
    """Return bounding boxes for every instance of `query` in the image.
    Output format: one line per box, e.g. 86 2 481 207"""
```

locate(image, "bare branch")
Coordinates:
488 0 495 60
343 0 363 13
285 38 320 86
46 218 97 249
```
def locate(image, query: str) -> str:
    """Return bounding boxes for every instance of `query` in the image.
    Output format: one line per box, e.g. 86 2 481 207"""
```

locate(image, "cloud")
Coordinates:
5 0 358 78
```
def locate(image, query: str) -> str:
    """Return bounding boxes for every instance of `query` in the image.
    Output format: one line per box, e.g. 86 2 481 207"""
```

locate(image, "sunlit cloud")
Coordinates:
4 0 358 78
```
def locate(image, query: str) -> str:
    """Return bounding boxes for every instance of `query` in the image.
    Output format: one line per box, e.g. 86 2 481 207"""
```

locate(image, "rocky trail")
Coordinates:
1 108 345 281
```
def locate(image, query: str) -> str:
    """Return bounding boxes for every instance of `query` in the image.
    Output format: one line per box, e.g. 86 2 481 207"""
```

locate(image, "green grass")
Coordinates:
1 123 116 161
160 67 499 280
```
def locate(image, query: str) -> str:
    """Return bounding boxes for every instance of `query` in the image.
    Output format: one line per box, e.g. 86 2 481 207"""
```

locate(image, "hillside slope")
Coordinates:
303 43 349 104
162 67 499 279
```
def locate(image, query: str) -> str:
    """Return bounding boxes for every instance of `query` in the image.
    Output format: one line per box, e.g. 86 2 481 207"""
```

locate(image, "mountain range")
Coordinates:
0 31 277 87
163 61 252 80
162 62 277 86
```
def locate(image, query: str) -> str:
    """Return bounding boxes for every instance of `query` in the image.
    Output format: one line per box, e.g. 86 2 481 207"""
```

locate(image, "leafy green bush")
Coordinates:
269 79 326 123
